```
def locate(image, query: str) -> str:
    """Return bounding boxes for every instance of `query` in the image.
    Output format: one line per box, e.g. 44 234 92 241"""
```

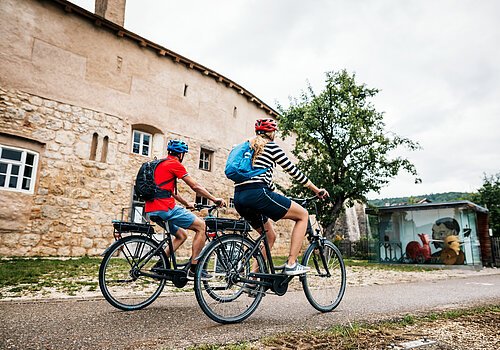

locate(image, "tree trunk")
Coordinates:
323 199 344 240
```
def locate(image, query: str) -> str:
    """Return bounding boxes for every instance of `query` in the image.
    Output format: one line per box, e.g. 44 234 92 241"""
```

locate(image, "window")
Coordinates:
90 132 98 160
0 145 38 194
229 198 235 209
183 84 189 97
100 136 109 163
195 195 210 206
132 130 151 156
233 106 238 118
199 148 213 171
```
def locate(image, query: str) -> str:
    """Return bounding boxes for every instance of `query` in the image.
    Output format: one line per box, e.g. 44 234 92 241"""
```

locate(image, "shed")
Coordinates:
365 201 491 266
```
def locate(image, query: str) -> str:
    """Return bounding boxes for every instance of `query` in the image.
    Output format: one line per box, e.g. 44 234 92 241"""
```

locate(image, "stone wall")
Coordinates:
0 87 298 257
0 87 130 256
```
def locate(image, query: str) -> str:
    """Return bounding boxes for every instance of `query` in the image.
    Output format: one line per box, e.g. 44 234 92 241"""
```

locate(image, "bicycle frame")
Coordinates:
215 195 332 294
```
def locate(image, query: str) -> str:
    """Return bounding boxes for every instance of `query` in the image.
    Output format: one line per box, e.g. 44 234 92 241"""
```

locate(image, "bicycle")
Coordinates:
193 195 347 324
98 204 251 311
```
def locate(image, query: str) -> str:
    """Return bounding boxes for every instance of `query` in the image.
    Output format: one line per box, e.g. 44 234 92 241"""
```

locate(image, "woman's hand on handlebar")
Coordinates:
316 189 329 200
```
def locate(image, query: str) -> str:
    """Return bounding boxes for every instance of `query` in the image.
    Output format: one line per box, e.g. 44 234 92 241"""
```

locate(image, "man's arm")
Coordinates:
181 175 226 206
173 193 194 209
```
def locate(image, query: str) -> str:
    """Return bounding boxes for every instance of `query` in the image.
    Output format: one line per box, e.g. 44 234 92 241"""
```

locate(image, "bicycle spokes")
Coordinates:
302 241 346 312
194 235 266 324
99 236 167 311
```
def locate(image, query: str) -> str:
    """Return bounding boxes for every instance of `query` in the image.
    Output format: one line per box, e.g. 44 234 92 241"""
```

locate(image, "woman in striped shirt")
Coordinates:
233 118 328 275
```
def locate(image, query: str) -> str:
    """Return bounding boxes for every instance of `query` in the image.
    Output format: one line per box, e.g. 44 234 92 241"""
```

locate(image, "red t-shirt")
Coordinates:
144 155 188 212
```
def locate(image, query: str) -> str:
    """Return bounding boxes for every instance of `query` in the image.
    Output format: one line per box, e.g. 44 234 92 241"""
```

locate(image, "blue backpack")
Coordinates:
225 141 268 183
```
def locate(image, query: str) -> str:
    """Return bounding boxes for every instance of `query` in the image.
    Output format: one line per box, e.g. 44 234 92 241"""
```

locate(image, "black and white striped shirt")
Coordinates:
235 141 309 190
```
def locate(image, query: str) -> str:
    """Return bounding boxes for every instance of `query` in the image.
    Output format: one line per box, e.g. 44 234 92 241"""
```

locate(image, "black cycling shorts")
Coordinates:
233 184 291 229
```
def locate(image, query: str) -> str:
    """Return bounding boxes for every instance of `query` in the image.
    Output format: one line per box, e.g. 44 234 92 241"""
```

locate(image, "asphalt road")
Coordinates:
1 274 499 350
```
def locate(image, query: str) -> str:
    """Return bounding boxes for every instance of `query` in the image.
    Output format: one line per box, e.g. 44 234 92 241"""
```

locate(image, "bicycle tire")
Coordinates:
99 235 169 311
301 239 346 312
194 234 266 324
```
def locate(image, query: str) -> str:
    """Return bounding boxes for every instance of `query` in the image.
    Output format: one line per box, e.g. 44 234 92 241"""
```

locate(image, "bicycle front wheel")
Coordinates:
301 239 346 312
99 235 168 311
194 234 266 324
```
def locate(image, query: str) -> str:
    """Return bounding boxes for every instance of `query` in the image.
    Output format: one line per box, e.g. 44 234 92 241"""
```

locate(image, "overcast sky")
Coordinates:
72 0 500 199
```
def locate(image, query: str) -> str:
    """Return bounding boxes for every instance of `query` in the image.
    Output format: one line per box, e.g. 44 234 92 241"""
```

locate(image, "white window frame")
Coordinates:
132 130 152 157
195 195 210 206
229 198 235 209
199 148 212 171
0 144 39 194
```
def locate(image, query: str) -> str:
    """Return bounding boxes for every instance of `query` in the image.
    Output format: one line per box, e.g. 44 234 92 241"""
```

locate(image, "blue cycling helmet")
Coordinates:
167 139 189 154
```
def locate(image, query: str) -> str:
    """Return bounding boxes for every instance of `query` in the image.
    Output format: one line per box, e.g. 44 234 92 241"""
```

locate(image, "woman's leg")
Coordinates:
281 201 309 266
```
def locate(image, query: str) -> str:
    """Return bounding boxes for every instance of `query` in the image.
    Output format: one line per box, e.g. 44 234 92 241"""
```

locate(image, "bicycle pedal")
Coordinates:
243 288 265 298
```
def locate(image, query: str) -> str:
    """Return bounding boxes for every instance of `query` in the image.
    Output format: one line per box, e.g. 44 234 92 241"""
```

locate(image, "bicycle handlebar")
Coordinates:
193 203 219 215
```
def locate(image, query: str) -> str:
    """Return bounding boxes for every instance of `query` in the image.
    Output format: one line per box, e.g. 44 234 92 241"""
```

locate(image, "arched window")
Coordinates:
132 130 151 156
100 136 109 163
90 132 98 160
131 124 163 158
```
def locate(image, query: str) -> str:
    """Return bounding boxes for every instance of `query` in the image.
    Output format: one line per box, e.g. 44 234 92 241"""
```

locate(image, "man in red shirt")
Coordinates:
145 139 226 279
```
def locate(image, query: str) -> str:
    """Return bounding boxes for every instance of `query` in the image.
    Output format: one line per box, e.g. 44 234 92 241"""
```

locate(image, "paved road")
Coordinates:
1 274 499 350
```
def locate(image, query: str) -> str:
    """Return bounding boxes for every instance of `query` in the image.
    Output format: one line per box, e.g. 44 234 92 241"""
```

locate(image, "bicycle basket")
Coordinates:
204 217 251 233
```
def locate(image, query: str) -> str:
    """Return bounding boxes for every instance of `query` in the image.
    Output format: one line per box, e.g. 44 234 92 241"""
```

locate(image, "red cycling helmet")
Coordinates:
255 118 278 132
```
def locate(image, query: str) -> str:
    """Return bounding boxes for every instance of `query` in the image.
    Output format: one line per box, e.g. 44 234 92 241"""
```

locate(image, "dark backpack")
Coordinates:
224 141 268 183
134 158 175 201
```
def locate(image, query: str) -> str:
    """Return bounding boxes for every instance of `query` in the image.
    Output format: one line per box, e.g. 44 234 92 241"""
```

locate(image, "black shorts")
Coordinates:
234 184 291 229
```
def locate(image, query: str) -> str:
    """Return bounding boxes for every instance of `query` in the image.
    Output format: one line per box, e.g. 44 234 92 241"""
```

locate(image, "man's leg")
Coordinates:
165 228 187 256
188 217 207 265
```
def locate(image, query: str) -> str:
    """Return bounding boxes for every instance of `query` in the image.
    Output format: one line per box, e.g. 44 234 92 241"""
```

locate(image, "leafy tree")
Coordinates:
472 173 500 236
277 70 420 236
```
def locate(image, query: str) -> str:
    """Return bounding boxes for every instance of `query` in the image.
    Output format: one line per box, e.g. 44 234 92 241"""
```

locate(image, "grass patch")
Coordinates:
0 256 100 298
0 256 100 287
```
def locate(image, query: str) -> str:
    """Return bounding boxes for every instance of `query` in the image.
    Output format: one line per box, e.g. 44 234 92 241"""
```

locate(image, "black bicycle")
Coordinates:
98 204 251 311
193 196 347 324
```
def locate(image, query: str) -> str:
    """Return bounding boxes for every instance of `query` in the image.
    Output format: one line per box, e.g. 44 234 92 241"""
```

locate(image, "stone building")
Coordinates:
0 0 299 257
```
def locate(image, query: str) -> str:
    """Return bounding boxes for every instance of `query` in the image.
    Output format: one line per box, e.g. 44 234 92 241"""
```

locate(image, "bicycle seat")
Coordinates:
149 215 167 231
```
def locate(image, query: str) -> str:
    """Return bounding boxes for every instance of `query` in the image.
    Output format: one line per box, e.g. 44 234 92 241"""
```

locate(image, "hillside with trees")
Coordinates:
368 192 472 207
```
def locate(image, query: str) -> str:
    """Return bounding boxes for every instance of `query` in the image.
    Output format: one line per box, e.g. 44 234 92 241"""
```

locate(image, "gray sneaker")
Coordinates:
283 262 310 276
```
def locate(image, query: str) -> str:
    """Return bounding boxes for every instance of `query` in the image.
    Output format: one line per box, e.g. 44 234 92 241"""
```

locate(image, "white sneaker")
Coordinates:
283 262 310 276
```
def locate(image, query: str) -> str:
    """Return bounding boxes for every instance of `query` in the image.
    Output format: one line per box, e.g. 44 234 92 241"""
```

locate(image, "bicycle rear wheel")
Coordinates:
194 234 266 324
301 239 346 312
99 235 169 311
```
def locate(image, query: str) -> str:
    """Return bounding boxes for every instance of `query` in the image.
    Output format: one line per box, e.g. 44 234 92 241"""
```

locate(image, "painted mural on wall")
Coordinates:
371 207 482 266
405 217 471 265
